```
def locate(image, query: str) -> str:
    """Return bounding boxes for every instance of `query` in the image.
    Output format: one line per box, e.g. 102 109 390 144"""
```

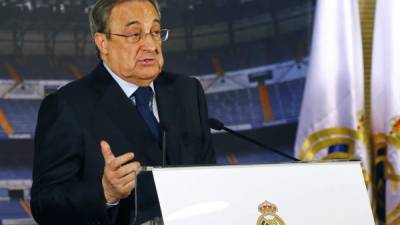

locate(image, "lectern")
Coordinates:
152 161 375 225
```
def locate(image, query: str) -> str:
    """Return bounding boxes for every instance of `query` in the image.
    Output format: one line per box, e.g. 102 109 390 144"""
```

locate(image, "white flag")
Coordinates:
371 0 400 223
295 0 369 177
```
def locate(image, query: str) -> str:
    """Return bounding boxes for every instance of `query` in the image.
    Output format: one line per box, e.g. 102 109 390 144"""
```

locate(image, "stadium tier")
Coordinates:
0 100 41 138
163 31 307 76
0 200 36 225
0 37 305 81
0 200 30 220
0 62 8 79
0 78 305 139
0 170 32 180
271 78 305 120
0 57 90 80
0 1 315 223
206 78 305 128
207 88 264 127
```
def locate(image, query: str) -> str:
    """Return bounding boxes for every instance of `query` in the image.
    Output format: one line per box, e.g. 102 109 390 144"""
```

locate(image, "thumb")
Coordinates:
100 140 114 163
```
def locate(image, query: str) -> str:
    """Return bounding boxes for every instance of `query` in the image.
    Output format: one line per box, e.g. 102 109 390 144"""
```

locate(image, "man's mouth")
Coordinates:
138 58 156 65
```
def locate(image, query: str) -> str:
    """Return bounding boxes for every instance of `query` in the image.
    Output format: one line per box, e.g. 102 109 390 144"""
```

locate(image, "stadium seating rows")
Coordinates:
206 78 305 128
0 170 32 180
0 78 305 138
0 29 307 80
0 63 8 80
14 58 73 80
0 45 279 80
0 200 29 220
0 100 41 137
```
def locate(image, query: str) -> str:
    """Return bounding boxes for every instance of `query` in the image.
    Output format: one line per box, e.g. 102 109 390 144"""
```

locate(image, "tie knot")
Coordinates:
134 86 154 106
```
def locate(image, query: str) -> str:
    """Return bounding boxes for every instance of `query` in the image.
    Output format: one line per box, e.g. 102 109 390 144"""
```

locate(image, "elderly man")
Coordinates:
30 0 216 224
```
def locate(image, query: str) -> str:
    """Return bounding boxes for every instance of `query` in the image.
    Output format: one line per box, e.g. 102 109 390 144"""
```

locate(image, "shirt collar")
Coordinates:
103 62 155 98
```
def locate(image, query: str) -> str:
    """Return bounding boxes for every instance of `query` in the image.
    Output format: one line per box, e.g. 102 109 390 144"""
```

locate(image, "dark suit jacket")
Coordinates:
31 63 216 225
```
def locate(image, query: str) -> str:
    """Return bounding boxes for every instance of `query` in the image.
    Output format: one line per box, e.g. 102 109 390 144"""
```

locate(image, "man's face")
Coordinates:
97 0 164 86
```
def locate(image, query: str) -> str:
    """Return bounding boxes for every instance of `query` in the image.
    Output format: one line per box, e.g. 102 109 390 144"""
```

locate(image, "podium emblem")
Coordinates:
256 200 286 225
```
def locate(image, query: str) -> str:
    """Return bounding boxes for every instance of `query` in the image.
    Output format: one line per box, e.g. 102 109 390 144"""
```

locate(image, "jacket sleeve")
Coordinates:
31 93 111 225
194 78 217 164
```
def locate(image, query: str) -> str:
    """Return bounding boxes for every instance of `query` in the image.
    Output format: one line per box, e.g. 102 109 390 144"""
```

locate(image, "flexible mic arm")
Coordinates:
208 118 300 162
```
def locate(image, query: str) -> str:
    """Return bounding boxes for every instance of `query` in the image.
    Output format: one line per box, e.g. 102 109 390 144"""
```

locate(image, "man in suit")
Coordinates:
30 0 216 224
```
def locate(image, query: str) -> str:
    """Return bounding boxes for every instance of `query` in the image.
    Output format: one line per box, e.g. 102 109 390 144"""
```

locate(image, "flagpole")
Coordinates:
358 0 377 222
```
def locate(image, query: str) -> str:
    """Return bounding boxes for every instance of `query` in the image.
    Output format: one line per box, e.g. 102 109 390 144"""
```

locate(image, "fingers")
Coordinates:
122 180 136 194
100 140 141 203
100 140 115 164
107 171 137 190
115 161 141 179
119 172 137 187
101 140 135 171
110 152 135 170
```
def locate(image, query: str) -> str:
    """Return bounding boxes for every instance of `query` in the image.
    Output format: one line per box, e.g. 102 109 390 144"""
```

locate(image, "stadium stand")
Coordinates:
64 57 99 77
0 25 308 80
0 109 13 137
0 77 306 139
206 78 305 128
0 188 8 201
0 200 28 219
11 57 74 80
0 100 40 136
164 31 308 76
0 199 35 225
268 78 306 121
0 1 314 223
0 170 32 180
1 56 117 80
0 62 11 79
0 131 7 139
206 88 264 127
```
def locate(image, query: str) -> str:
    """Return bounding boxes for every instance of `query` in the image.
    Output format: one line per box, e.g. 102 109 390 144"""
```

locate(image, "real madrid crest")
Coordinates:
256 200 285 225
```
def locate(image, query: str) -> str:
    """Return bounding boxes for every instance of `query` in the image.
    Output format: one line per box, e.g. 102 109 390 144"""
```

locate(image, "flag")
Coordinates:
295 0 370 180
371 0 400 224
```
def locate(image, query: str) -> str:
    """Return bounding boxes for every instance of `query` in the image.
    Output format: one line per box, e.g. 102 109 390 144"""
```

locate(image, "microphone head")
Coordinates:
208 118 224 131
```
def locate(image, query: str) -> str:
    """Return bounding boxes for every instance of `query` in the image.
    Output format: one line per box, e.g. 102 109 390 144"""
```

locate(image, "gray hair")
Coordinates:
89 0 161 39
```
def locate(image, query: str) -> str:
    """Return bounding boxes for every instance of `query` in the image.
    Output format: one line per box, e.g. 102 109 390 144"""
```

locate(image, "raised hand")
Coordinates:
100 140 141 204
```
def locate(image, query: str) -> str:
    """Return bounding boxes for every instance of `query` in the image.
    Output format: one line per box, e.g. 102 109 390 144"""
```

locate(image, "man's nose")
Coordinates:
141 34 158 51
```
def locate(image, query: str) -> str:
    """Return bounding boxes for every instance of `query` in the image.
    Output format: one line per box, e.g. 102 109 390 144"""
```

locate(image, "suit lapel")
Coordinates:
154 72 182 165
90 63 162 164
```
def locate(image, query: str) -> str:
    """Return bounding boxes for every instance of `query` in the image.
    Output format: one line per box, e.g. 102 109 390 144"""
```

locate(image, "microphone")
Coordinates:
208 118 300 162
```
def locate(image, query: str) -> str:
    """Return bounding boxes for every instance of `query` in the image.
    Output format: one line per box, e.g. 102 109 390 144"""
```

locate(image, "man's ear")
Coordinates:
94 32 109 55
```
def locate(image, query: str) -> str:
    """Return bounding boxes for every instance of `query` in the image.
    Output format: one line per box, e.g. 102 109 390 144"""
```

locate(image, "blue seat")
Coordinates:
0 200 29 219
0 99 41 137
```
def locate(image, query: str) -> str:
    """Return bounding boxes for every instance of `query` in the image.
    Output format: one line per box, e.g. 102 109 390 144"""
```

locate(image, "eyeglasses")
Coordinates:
105 29 170 44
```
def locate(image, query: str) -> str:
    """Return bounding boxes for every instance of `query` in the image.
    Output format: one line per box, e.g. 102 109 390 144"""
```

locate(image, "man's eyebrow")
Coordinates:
125 19 161 27
125 20 140 27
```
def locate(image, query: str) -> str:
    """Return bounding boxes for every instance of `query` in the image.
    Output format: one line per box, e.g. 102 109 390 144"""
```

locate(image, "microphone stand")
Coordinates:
162 129 167 167
132 129 167 225
208 118 300 162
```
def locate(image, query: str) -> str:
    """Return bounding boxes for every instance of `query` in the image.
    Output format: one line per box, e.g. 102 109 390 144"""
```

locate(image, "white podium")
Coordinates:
152 161 375 225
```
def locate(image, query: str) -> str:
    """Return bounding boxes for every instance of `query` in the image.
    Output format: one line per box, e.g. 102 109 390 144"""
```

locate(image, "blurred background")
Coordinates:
0 0 315 223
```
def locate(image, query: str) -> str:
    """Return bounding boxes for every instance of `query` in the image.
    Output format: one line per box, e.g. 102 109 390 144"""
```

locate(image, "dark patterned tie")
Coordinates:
132 87 161 144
